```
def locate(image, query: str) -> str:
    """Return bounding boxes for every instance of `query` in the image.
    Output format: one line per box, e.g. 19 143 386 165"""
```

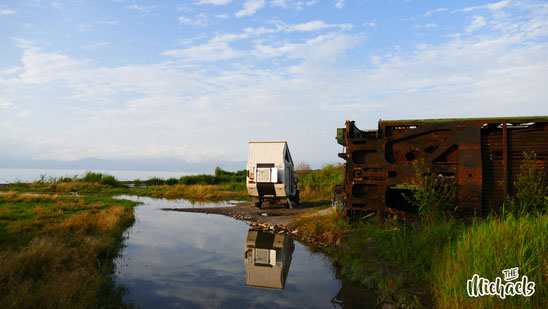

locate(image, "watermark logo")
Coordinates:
467 267 535 299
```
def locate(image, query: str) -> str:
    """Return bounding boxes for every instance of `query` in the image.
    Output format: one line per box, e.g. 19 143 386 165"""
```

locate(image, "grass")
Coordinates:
297 163 344 201
0 191 137 308
132 184 249 200
295 212 547 308
433 214 547 308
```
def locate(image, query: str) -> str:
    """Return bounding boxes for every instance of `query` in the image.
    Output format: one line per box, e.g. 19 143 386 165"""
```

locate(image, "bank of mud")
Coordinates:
162 201 336 247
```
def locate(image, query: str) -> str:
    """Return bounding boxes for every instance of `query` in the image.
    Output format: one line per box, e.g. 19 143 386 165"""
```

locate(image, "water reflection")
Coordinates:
244 230 294 290
114 195 375 308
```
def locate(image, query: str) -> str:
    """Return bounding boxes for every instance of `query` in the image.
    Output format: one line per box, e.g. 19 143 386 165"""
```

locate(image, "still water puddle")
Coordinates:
114 195 373 308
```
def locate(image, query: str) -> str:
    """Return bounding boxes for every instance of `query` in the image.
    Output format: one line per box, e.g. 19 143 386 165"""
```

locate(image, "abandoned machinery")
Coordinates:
334 117 548 221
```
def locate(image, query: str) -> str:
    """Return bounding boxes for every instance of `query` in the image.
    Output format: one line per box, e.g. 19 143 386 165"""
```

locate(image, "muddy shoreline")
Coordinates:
162 201 334 247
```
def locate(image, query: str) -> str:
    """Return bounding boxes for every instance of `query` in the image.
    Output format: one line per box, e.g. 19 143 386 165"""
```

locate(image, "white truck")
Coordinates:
244 229 294 290
246 141 299 209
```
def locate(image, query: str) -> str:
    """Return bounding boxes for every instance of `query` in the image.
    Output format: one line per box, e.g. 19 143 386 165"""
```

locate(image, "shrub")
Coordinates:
504 152 547 216
145 177 165 186
405 159 456 224
165 178 178 185
80 172 122 187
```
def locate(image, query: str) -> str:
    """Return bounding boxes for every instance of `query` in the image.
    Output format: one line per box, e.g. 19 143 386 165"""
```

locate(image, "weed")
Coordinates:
298 163 344 201
504 152 547 216
405 159 456 224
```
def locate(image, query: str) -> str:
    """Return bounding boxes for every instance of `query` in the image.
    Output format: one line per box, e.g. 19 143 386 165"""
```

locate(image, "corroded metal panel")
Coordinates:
336 117 548 221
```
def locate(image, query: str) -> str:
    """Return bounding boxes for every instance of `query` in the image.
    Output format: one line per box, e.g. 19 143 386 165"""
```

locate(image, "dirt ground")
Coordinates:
162 201 333 246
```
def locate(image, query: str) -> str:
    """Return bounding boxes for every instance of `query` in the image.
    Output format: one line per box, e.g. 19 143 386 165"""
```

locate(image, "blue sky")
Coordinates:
1 0 547 167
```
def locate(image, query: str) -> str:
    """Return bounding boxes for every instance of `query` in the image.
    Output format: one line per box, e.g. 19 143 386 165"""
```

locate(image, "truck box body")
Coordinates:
247 142 298 205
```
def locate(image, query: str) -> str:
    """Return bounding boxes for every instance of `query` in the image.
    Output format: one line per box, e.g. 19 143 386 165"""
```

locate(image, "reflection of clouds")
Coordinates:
115 196 341 308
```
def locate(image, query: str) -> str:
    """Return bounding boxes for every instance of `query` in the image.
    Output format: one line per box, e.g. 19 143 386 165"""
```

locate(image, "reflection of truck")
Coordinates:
244 229 294 290
246 141 299 209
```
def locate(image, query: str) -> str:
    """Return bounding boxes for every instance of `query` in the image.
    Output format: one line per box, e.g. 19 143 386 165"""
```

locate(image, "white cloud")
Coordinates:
163 39 243 61
163 20 354 61
194 0 232 5
78 20 119 32
0 9 16 15
85 42 110 50
271 0 317 10
215 14 228 19
178 13 209 26
413 23 438 29
424 7 447 17
466 16 487 32
335 0 344 9
125 4 157 13
286 20 352 32
235 0 265 18
453 0 510 13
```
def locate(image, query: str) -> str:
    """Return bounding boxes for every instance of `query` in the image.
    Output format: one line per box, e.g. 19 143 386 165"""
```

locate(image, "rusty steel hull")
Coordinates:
336 117 548 220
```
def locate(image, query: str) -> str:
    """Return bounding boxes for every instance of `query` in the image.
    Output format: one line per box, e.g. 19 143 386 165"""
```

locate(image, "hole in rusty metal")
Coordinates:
424 144 437 153
405 151 416 162
388 171 397 178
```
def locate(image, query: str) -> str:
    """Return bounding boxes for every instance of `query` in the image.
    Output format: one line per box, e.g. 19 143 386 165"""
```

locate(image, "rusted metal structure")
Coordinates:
335 117 548 221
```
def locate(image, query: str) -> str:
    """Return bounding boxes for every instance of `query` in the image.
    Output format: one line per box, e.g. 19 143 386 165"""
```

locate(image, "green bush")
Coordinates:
405 159 456 224
178 167 245 187
165 178 179 185
80 172 122 187
145 177 165 186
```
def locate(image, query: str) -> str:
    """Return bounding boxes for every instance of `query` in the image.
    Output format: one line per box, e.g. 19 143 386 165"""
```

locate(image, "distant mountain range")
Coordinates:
0 157 246 173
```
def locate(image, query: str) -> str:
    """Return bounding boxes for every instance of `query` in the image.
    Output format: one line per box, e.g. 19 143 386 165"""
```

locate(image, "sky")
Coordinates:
1 0 547 167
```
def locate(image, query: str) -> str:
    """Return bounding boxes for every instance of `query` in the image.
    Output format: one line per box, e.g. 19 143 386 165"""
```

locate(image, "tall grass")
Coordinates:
504 152 547 216
134 184 249 200
298 163 344 201
432 214 547 308
0 192 137 308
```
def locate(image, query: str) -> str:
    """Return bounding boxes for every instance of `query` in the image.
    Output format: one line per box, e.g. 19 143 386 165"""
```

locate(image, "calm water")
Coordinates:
0 168 193 184
114 196 374 308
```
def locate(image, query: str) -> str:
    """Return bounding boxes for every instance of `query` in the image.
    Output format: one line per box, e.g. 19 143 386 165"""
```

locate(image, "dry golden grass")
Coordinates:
0 191 59 202
0 236 110 308
291 211 350 244
53 206 131 234
43 181 104 193
0 192 136 308
145 184 248 200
